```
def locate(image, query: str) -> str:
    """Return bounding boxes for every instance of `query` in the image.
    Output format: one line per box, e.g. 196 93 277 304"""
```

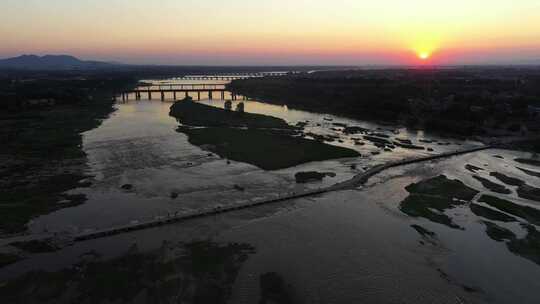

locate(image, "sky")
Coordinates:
1 0 539 65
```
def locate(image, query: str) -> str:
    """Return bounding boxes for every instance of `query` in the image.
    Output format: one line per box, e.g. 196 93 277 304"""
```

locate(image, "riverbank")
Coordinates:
227 69 540 139
0 78 137 236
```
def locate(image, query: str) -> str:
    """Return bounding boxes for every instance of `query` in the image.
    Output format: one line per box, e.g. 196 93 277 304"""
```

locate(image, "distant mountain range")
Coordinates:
0 55 116 70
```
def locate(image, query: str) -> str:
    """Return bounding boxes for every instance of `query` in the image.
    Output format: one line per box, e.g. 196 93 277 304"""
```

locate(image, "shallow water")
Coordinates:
4 79 539 303
27 79 475 234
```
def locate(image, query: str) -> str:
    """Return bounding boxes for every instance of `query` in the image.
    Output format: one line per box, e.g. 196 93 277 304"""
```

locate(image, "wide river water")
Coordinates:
2 79 540 303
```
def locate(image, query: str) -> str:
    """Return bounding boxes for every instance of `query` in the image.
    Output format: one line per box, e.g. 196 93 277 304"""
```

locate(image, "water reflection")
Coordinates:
26 78 482 234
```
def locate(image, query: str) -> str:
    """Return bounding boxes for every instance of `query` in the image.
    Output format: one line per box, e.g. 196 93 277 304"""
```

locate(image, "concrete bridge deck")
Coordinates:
118 83 247 101
179 72 288 80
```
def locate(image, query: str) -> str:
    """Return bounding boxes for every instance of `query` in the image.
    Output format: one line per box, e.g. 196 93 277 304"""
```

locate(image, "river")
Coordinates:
1 78 539 303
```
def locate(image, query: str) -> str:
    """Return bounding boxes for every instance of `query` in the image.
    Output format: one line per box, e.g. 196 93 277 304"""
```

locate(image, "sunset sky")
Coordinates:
1 0 539 65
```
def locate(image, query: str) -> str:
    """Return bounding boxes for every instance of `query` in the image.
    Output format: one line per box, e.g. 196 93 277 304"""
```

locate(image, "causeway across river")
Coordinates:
1 144 491 247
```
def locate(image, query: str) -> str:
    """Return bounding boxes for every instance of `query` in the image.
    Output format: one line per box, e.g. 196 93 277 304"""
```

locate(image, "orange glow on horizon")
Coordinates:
1 1 540 65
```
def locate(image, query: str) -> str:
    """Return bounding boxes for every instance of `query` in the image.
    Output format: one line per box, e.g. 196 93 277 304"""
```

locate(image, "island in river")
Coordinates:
170 97 360 170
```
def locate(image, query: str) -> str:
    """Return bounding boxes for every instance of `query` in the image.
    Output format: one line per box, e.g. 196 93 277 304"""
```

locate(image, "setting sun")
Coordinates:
419 52 430 60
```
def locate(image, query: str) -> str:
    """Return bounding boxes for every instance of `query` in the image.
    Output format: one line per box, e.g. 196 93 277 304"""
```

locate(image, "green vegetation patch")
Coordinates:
294 171 336 183
515 158 540 167
0 83 127 234
259 272 295 304
482 221 516 242
12 240 58 253
400 175 479 229
411 224 436 238
489 172 525 187
363 135 393 147
0 253 21 268
0 173 89 234
481 221 540 266
392 141 425 150
517 167 540 178
507 224 540 266
0 241 255 303
470 203 516 222
516 184 540 202
465 164 483 173
486 171 540 202
405 175 479 201
170 98 291 129
178 126 359 170
401 195 464 229
478 195 540 226
472 175 511 194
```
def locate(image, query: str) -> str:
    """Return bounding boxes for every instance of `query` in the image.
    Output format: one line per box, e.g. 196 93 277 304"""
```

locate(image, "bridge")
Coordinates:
117 72 292 101
178 72 288 81
118 83 248 101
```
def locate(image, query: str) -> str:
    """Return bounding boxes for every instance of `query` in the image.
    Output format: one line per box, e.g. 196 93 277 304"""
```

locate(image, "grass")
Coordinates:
294 171 335 183
484 172 540 202
12 240 58 253
400 175 479 229
405 175 479 201
0 253 21 268
518 167 540 178
478 195 540 226
516 184 540 202
0 94 117 234
178 127 359 170
401 195 464 229
0 241 255 303
470 203 516 222
472 175 511 194
515 158 540 167
481 221 540 266
410 224 436 238
489 172 525 187
170 97 359 170
465 164 483 173
169 98 292 129
507 224 540 266
482 221 516 242
259 272 294 304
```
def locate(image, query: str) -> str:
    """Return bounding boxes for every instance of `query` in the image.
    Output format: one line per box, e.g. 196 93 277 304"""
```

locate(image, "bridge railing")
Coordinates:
134 84 227 91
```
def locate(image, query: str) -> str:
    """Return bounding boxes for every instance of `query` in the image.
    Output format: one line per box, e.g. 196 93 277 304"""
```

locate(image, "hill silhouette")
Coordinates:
0 54 114 70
